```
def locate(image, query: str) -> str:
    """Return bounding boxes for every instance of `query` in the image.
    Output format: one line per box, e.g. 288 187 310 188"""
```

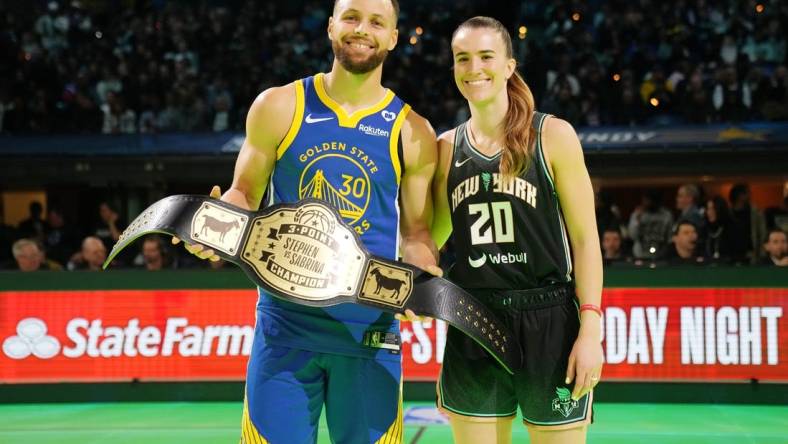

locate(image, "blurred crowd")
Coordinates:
1 181 786 272
0 0 787 135
0 199 228 271
595 183 787 268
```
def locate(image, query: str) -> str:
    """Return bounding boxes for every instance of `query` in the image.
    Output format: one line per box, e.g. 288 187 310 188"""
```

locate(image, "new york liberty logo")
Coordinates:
551 387 578 417
481 172 492 191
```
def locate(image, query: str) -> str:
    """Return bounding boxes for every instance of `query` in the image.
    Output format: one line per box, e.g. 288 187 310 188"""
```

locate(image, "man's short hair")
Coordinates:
333 0 400 21
12 238 39 258
765 228 786 243
679 184 700 204
729 183 749 203
672 219 697 235
603 227 622 236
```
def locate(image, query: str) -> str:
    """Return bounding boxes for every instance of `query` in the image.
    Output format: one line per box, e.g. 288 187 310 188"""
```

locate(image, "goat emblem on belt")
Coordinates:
191 202 247 254
359 260 412 308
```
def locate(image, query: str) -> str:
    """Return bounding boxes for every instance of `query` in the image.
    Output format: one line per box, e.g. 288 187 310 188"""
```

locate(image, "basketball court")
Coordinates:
1 401 785 443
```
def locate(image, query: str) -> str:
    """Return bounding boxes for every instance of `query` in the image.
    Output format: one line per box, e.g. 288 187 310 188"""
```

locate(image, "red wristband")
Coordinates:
579 304 602 316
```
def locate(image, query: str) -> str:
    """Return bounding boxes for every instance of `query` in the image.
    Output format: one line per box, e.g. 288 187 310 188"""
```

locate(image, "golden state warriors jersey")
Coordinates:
257 73 410 360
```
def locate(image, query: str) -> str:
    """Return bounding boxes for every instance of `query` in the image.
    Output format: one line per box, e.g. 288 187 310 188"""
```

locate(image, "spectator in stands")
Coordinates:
679 68 714 123
1 1 786 132
595 188 624 240
95 202 124 250
760 228 788 267
664 220 705 265
541 77 582 125
704 196 736 262
676 183 706 250
101 92 137 134
43 206 78 266
762 65 788 120
602 228 630 266
629 190 674 259
713 65 752 122
765 194 788 232
11 238 62 271
67 236 107 271
138 235 176 271
728 183 767 264
17 201 47 242
609 83 646 126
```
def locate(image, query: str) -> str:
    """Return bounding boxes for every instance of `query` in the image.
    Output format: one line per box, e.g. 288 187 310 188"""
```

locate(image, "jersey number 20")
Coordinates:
468 201 514 245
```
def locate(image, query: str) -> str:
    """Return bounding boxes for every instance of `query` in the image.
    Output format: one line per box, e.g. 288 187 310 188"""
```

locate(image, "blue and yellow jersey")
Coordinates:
258 73 410 361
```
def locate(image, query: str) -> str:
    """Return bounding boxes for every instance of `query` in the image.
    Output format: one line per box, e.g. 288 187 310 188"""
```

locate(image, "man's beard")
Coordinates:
332 39 389 74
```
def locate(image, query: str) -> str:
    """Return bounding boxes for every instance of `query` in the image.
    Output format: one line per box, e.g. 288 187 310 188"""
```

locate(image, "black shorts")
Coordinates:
437 284 594 429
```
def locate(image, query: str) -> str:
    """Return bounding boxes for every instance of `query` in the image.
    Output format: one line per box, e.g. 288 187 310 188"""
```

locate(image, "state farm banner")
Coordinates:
1 288 786 383
0 290 257 383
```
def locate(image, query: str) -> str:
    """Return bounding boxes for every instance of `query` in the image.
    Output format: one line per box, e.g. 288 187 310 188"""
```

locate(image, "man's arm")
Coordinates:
176 82 296 259
398 110 439 270
543 117 604 401
430 130 456 250
223 83 298 210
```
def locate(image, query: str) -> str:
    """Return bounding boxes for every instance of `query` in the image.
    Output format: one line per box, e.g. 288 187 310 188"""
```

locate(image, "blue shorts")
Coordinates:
241 340 402 443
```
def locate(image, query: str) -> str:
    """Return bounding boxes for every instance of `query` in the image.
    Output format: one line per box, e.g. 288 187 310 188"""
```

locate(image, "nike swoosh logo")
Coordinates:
468 254 487 268
305 114 334 124
454 157 471 168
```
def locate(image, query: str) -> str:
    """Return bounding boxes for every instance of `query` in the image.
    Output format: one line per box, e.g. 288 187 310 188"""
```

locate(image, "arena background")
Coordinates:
0 0 786 442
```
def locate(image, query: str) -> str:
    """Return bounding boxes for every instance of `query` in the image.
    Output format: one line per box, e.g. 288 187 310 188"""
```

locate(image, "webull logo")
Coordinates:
2 317 253 359
468 251 527 268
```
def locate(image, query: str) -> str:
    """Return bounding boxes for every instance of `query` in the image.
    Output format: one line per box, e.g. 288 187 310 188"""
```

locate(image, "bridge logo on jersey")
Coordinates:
191 202 248 255
299 147 378 234
241 202 366 300
359 259 413 308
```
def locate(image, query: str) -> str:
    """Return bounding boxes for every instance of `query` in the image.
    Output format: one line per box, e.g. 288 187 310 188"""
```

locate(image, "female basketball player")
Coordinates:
431 17 603 444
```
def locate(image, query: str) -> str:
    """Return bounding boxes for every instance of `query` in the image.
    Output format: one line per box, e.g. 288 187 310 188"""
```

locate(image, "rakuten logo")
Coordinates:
3 317 254 359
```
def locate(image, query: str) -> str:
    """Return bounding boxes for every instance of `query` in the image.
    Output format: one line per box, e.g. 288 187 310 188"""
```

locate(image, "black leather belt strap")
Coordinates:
474 284 575 310
103 195 523 374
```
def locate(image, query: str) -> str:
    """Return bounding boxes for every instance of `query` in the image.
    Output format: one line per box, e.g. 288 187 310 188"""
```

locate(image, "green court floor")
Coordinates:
0 402 785 443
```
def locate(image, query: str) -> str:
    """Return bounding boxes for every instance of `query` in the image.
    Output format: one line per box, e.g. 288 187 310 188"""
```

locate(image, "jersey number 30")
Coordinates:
468 201 514 245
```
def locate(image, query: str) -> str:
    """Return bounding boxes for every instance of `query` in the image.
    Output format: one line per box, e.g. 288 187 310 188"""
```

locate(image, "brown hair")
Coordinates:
452 16 536 177
333 0 400 22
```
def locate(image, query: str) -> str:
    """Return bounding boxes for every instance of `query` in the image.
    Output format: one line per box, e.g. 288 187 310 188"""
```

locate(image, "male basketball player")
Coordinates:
176 0 438 442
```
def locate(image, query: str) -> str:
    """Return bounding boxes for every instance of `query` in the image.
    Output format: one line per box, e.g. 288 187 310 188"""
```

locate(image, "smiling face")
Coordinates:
329 0 398 74
451 27 515 105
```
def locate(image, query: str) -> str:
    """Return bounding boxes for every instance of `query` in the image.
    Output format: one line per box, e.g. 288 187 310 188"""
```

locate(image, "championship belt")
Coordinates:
103 195 523 374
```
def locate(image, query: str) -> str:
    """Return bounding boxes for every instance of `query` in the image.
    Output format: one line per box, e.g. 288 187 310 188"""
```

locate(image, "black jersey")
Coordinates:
446 112 573 289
